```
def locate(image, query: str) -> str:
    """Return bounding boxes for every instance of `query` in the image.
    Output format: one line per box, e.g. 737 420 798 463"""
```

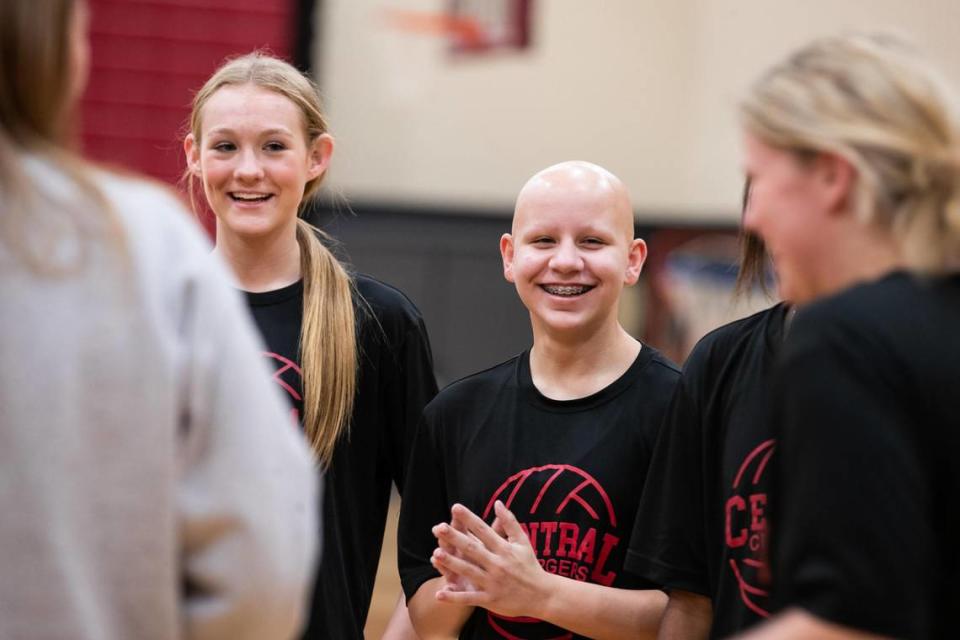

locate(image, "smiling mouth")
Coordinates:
229 192 273 203
541 284 594 297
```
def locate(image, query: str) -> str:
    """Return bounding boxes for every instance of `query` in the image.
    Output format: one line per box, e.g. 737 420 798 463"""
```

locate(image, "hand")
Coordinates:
431 500 553 620
430 521 478 593
441 499 508 589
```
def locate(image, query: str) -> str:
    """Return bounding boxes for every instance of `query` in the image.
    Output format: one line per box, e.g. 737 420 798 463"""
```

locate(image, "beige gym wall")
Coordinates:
320 0 960 223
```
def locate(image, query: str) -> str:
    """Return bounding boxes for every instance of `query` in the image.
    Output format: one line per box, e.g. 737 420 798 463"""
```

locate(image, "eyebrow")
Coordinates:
206 127 295 137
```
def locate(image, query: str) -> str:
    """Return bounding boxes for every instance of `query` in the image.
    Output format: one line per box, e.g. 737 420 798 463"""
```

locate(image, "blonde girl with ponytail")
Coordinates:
184 55 354 467
184 53 437 640
736 33 960 640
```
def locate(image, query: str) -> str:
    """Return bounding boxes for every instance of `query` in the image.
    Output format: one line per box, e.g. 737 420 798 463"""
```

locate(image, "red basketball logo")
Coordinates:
482 464 619 639
725 439 775 618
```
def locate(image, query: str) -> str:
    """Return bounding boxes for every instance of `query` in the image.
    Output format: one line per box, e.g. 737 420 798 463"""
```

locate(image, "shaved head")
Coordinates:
514 161 634 240
500 160 647 343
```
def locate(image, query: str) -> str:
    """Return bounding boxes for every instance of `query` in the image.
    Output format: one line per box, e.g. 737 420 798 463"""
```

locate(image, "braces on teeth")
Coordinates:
546 285 588 295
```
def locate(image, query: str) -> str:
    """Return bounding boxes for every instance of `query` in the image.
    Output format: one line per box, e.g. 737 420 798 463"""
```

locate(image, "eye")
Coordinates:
581 237 606 247
211 141 236 152
264 141 287 152
531 236 555 246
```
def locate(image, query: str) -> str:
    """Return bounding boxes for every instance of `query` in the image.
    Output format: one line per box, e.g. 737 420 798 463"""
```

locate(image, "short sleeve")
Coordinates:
397 409 449 601
626 356 710 595
385 314 438 493
771 310 932 638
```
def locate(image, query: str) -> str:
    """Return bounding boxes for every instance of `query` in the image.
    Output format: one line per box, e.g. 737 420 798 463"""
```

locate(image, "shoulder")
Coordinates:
354 273 426 327
97 168 182 207
777 275 937 402
798 273 914 326
354 273 422 313
682 304 783 373
94 168 215 268
26 158 204 253
97 169 198 230
789 274 917 353
638 344 681 387
91 170 246 324
352 274 432 362
433 354 520 400
424 354 521 416
693 304 781 358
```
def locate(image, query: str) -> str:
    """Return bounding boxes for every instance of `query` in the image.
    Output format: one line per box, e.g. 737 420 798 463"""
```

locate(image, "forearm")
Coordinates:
533 574 666 640
657 590 711 640
382 594 420 640
408 577 473 640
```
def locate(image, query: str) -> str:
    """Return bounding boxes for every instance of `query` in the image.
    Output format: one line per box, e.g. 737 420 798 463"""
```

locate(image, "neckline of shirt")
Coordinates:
517 346 655 413
244 279 304 306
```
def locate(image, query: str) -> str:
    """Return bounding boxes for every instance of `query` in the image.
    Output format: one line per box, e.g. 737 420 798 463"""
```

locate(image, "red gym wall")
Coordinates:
80 0 294 185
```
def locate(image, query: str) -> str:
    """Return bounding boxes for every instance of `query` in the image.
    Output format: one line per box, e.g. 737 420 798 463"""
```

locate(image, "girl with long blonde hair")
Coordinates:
184 53 437 639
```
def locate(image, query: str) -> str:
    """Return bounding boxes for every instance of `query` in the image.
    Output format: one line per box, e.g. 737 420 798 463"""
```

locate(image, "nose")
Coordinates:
234 148 264 182
549 238 583 273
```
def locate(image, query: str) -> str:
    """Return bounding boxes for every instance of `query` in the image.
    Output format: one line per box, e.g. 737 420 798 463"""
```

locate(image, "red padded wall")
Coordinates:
80 0 294 185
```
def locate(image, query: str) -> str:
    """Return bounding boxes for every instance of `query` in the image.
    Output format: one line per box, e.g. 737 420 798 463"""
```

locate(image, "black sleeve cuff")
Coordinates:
624 550 711 597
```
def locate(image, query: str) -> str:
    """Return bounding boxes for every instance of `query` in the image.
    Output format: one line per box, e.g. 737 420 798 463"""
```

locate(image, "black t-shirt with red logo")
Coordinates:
770 272 960 639
398 346 679 639
625 304 788 638
246 274 438 640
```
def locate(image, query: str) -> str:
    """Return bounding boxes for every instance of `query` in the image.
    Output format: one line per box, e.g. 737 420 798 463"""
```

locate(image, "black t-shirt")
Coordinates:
625 305 787 638
769 272 960 639
398 346 679 639
246 274 438 640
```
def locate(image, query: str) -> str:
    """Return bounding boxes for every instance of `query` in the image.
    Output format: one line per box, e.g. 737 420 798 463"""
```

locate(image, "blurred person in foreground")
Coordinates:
735 32 960 639
0 2 318 639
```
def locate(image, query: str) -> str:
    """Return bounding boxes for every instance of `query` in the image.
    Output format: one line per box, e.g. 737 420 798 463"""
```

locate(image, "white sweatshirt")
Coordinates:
0 160 319 640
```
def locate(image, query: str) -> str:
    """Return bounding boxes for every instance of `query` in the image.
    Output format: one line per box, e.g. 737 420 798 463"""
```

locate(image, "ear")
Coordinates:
307 132 334 181
815 152 856 217
183 133 201 176
624 238 647 285
500 233 516 283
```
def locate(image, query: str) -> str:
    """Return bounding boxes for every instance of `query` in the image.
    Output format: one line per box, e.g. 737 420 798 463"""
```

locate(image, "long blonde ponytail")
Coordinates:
297 218 357 467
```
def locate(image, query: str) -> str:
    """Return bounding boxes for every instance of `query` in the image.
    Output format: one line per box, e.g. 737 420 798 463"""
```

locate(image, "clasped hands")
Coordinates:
429 500 555 619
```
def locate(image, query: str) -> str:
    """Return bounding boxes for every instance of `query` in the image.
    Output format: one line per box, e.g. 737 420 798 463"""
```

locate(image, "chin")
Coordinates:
219 216 283 239
532 311 599 338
